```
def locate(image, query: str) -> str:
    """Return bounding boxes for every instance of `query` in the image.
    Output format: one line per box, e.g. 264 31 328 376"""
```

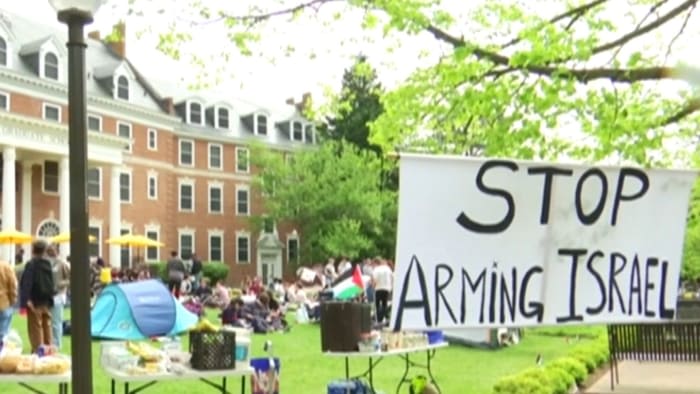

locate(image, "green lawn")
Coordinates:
0 309 595 394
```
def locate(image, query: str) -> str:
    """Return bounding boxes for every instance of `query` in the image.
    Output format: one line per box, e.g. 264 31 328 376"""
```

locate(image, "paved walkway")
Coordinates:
585 361 700 393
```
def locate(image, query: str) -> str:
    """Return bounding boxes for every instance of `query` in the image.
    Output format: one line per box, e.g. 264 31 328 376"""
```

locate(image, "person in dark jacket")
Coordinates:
166 251 186 298
19 240 55 352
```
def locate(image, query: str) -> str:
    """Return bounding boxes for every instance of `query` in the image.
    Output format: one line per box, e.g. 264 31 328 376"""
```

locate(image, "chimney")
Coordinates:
298 92 312 112
108 22 126 58
88 31 100 41
162 97 174 114
285 97 295 106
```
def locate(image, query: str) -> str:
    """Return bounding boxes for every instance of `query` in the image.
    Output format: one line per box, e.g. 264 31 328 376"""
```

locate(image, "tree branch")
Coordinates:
661 98 700 125
592 0 697 55
665 1 695 62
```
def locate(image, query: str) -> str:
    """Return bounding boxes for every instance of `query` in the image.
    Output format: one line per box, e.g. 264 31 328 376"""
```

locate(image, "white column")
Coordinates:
2 146 16 264
109 166 121 267
21 162 32 260
58 156 70 259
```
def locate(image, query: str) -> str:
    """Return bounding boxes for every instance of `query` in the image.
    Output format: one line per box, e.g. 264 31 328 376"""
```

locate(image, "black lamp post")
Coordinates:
48 1 105 393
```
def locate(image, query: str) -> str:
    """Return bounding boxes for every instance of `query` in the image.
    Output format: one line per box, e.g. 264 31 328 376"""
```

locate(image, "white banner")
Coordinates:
390 154 698 330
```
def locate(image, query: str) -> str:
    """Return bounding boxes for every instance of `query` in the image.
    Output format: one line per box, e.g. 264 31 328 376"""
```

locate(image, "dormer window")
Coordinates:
304 124 315 143
255 114 268 135
217 107 229 129
0 37 7 66
43 52 59 80
116 75 129 100
291 121 303 141
188 101 203 125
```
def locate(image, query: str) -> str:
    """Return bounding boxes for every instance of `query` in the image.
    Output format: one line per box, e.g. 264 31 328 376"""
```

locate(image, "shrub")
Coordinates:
492 375 550 394
202 262 229 284
544 366 575 394
547 357 587 385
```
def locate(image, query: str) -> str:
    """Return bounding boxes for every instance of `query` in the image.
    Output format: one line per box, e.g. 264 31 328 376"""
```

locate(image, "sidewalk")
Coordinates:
584 361 700 394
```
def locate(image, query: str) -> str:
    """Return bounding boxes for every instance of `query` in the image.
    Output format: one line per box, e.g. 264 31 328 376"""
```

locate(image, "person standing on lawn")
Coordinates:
372 259 394 325
190 253 203 292
19 240 55 352
0 259 17 338
166 251 186 298
47 245 70 349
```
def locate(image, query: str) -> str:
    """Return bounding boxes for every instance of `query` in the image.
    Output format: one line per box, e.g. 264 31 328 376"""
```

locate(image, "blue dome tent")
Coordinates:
91 279 198 340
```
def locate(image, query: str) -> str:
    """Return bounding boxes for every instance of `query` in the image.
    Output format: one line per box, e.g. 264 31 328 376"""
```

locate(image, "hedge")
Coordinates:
147 261 230 284
492 332 609 394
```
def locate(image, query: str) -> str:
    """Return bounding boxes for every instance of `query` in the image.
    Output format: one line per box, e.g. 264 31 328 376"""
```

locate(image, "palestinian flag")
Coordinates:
332 265 365 300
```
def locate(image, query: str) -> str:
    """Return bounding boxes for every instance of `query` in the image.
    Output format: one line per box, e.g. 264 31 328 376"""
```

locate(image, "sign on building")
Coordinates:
391 154 697 330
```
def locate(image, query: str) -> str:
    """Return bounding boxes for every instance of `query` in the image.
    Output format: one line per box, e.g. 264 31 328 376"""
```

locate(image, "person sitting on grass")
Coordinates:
221 298 251 328
206 280 230 309
240 294 273 333
266 291 289 332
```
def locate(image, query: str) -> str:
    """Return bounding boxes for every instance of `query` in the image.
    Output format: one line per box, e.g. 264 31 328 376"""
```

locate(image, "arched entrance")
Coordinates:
36 218 61 238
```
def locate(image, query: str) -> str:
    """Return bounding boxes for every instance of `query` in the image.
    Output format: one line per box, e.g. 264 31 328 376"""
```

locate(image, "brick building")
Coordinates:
0 11 312 284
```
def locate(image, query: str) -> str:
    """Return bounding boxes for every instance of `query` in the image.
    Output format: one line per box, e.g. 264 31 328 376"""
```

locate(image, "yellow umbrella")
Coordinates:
49 232 97 244
0 229 33 244
106 233 164 248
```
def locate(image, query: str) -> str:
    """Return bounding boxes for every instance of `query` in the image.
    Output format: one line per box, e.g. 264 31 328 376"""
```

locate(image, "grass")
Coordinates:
0 309 599 394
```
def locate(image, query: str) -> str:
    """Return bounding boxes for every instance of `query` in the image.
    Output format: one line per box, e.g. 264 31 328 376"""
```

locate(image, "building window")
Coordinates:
209 232 223 262
208 143 222 170
188 101 203 125
43 160 59 193
116 75 129 100
236 187 249 216
147 173 157 200
119 172 131 203
42 103 61 122
0 38 6 66
43 52 59 80
235 148 249 173
120 227 131 269
292 121 303 141
0 92 8 111
287 237 299 263
179 139 194 166
217 107 229 129
255 114 267 135
209 184 223 214
304 124 315 143
117 122 132 152
179 230 194 260
179 181 194 212
87 114 102 132
87 167 101 199
88 226 101 258
147 129 157 150
145 228 160 261
263 217 275 233
236 234 250 264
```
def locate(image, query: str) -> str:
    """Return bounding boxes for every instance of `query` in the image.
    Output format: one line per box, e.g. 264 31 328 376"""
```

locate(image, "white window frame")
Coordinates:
42 160 59 194
254 113 268 136
88 222 102 258
208 143 223 170
179 139 195 167
117 121 133 152
147 171 158 200
178 228 195 260
144 224 161 262
119 169 132 204
178 178 195 212
41 51 60 81
0 35 11 68
87 167 102 200
147 128 158 151
215 106 230 129
291 121 304 142
119 224 133 268
208 229 224 262
208 182 223 214
304 123 316 144
115 74 130 101
87 114 102 132
287 233 300 264
235 185 250 216
187 100 205 126
235 147 250 173
0 91 9 111
236 232 251 264
42 102 61 122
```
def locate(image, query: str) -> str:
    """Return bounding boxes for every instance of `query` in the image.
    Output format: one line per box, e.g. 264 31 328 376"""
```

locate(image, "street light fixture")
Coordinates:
47 1 106 393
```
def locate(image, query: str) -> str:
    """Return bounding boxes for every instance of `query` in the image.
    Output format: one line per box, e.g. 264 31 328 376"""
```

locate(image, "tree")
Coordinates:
320 54 385 155
132 0 700 166
251 141 396 262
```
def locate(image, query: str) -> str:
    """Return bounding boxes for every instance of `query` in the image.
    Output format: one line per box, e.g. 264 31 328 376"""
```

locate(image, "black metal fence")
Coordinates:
607 321 700 390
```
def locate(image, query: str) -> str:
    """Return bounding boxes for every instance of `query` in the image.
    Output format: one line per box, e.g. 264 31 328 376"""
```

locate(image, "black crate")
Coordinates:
189 330 236 370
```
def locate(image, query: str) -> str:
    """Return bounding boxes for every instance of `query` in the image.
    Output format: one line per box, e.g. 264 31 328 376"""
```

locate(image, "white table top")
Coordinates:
0 371 71 383
323 342 448 357
103 365 255 382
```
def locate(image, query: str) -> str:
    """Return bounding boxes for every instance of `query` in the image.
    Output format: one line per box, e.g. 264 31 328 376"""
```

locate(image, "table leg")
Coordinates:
222 377 227 394
111 379 116 394
124 382 130 394
396 354 411 394
368 356 374 389
241 375 245 394
426 349 441 393
345 357 350 380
